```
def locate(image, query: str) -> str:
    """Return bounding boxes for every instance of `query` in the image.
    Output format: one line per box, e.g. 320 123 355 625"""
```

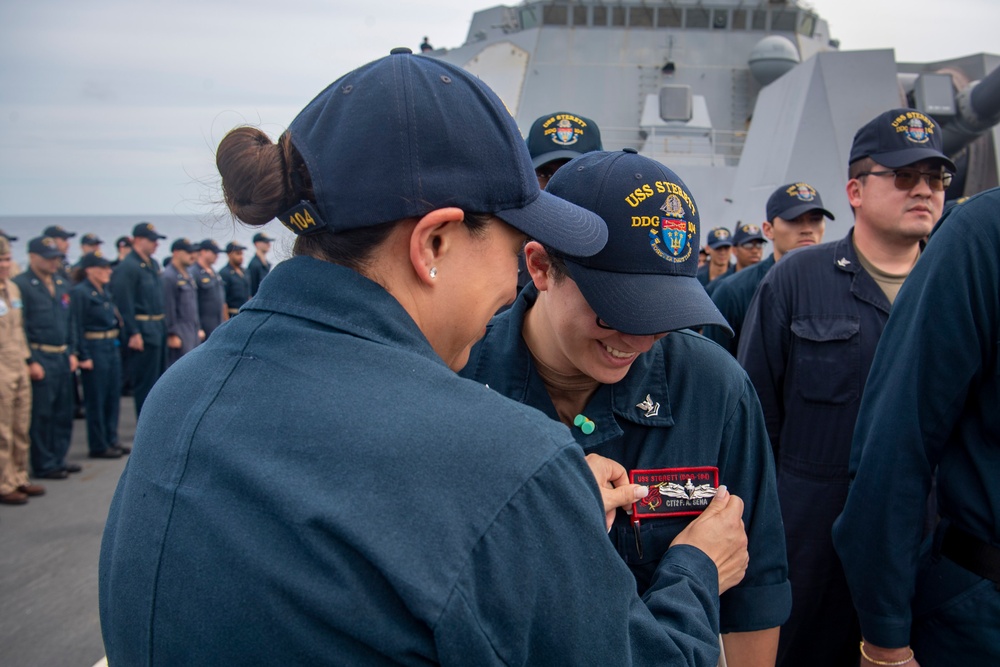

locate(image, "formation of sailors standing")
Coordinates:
0 222 271 504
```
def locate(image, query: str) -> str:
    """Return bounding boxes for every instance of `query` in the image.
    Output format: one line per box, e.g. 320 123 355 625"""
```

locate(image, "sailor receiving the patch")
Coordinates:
100 49 748 666
462 149 790 667
704 182 833 355
696 226 734 286
738 108 955 667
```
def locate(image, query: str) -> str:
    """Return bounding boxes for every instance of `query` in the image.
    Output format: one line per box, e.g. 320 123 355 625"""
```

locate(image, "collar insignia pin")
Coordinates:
836 257 851 267
637 394 660 418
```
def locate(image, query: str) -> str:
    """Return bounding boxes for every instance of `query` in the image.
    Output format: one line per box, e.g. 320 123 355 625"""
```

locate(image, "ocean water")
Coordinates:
0 214 296 270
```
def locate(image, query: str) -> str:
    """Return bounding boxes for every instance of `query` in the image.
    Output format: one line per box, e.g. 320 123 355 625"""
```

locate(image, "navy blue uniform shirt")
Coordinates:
12 268 75 362
69 280 119 361
110 250 165 341
247 254 269 296
219 263 251 312
834 189 1000 653
189 263 225 336
738 229 893 666
704 255 776 354
100 256 727 666
462 285 790 634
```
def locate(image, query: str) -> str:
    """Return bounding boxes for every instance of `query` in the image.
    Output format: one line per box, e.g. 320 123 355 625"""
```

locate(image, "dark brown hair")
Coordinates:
216 126 492 273
848 156 875 180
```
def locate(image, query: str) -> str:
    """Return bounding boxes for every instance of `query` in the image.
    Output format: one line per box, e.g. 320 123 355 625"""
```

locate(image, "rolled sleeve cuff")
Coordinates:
720 580 791 633
857 609 912 650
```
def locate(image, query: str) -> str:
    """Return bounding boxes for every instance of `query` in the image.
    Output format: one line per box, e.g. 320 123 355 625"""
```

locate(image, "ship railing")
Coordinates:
599 126 747 166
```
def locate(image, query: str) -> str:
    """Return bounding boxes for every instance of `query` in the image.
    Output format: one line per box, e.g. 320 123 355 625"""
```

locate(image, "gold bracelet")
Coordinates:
860 641 914 666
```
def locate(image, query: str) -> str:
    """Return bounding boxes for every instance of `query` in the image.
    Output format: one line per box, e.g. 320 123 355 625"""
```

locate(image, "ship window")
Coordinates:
798 13 816 36
772 9 798 32
657 7 682 28
687 8 710 29
732 9 747 30
612 6 626 26
593 6 607 26
542 4 568 26
751 9 767 30
630 7 654 28
712 9 728 29
573 6 588 26
520 7 540 30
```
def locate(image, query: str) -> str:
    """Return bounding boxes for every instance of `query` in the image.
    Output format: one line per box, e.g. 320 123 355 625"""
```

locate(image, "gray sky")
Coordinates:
1 0 996 216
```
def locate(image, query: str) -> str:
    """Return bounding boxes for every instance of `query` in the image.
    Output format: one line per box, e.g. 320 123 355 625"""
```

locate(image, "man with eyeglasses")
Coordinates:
704 185 833 354
737 108 954 667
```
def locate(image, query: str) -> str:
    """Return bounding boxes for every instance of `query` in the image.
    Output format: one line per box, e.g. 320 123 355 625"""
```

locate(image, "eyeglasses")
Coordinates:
856 168 953 192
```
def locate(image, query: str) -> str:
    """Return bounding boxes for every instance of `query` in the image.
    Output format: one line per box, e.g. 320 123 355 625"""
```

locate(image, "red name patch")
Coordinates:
631 467 719 518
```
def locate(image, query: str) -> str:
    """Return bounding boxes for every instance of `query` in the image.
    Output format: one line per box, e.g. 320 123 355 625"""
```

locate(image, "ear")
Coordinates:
524 241 555 292
409 207 466 286
846 178 864 208
762 220 775 241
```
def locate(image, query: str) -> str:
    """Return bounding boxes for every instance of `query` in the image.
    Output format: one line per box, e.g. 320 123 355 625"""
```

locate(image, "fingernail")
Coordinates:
717 485 728 496
633 485 649 500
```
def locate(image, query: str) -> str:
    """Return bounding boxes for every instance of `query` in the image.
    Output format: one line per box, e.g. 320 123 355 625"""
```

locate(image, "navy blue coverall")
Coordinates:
70 279 121 456
110 250 166 417
738 229 890 667
12 268 75 476
834 188 1000 665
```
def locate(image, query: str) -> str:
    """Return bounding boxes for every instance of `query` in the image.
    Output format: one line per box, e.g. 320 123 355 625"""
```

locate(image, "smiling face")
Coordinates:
523 243 665 385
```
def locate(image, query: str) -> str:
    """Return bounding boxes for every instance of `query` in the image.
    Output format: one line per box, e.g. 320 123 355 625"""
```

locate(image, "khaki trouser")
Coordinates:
0 366 32 494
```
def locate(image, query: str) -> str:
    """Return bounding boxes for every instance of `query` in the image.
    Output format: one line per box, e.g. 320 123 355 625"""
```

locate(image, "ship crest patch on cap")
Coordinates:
42 237 56 248
543 114 588 146
648 193 695 264
892 111 935 145
787 182 817 202
741 223 760 234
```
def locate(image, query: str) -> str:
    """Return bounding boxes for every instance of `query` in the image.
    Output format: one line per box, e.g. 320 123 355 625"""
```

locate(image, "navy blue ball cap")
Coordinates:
132 222 166 240
526 111 604 169
0 229 17 242
28 236 65 259
42 225 75 239
198 239 221 253
849 108 956 171
80 233 104 246
733 222 765 245
705 227 733 249
287 50 606 258
766 182 836 222
79 251 111 269
115 236 131 248
252 232 273 243
170 237 198 253
225 241 246 253
545 149 731 336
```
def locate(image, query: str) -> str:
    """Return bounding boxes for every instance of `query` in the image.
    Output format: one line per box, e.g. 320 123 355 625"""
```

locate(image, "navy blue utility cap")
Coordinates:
546 149 731 336
79 251 111 269
28 236 65 259
733 222 765 245
252 232 273 243
526 111 604 169
133 222 166 240
198 239 221 253
170 237 198 253
225 241 246 253
42 225 75 239
0 229 17 242
705 227 733 249
115 236 131 248
81 233 104 245
287 49 606 258
766 182 836 222
849 108 956 171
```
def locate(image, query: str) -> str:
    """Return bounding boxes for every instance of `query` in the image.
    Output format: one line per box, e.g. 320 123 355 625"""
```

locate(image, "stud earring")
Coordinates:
429 267 438 279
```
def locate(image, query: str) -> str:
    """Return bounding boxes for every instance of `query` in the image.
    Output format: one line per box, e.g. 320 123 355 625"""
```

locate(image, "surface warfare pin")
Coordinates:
636 394 660 418
630 467 718 519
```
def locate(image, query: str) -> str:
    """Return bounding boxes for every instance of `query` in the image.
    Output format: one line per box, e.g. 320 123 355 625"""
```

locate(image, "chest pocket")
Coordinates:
790 315 860 405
